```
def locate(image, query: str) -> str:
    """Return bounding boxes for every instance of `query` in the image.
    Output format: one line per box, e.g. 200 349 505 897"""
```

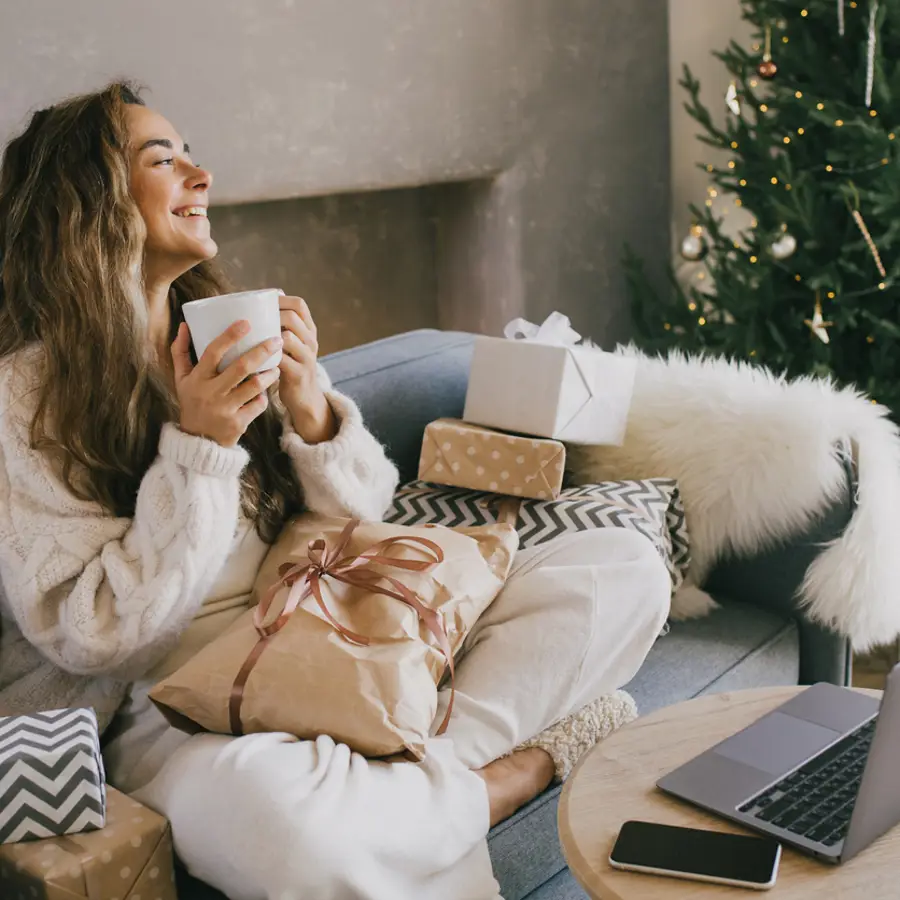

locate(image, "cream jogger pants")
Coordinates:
132 528 671 900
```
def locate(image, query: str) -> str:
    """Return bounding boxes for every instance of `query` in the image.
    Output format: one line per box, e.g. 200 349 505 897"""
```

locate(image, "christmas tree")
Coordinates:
628 0 900 413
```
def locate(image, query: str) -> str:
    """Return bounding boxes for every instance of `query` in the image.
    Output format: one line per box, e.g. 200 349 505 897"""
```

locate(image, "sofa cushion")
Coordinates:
486 598 798 900
626 597 800 714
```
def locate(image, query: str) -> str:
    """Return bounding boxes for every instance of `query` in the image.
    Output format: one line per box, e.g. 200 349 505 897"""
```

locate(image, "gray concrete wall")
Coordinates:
210 186 441 356
2 0 670 350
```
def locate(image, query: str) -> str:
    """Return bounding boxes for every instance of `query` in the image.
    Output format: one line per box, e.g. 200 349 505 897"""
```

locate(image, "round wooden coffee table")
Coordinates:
558 687 897 899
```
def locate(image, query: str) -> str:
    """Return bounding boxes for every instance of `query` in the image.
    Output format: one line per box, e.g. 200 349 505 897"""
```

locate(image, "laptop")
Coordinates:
657 664 900 864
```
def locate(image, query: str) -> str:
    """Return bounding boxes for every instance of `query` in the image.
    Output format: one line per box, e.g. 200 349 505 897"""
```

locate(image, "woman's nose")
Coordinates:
186 164 213 191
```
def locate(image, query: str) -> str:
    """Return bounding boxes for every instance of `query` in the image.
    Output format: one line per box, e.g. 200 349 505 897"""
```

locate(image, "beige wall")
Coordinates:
668 0 751 249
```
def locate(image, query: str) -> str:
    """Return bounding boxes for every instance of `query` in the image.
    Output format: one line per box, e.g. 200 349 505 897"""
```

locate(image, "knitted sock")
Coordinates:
515 690 638 782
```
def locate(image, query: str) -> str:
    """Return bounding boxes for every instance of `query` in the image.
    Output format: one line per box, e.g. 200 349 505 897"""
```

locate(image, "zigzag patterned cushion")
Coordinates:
386 480 690 591
0 708 106 843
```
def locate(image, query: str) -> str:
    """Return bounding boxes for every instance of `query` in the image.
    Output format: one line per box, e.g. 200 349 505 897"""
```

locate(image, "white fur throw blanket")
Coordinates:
567 348 900 652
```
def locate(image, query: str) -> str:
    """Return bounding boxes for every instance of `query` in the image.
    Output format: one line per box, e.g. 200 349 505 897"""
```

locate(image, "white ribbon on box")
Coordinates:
503 311 583 346
464 312 637 445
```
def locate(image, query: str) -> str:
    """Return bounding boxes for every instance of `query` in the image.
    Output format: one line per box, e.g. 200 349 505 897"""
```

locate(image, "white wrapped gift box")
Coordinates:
462 314 636 445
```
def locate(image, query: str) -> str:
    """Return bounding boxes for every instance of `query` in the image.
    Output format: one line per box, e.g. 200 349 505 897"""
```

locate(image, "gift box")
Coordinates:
151 515 518 759
418 418 566 500
0 786 175 900
0 708 106 845
462 312 637 445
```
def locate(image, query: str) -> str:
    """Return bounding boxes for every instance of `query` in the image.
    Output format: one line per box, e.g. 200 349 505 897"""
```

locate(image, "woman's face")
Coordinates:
126 104 217 279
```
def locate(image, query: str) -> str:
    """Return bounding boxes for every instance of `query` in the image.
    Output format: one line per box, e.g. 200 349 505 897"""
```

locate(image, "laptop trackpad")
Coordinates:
713 711 841 775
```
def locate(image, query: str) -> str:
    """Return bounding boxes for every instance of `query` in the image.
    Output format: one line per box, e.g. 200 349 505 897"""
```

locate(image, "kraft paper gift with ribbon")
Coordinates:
149 516 518 760
462 312 637 445
418 418 566 500
0 786 176 900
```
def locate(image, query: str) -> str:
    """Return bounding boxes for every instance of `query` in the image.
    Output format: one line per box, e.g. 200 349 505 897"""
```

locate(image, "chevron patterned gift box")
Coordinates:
0 708 106 844
386 479 691 591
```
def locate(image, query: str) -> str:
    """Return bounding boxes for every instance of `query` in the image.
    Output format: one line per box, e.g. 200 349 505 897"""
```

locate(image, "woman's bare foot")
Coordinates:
476 748 555 827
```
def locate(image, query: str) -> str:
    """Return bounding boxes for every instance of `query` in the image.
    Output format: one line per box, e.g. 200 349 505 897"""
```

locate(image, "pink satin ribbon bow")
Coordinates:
229 519 457 743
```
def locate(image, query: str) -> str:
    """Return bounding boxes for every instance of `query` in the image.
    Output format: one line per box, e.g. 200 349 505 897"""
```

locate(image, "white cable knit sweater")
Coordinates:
0 346 399 732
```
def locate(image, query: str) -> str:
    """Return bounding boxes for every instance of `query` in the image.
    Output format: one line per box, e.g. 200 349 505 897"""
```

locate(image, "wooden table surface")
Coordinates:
558 687 897 899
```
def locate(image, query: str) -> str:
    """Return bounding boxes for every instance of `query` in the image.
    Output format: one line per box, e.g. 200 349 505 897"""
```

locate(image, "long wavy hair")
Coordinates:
0 81 303 542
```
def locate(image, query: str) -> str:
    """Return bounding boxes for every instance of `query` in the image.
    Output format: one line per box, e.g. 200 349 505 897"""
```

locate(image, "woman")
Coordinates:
0 82 669 899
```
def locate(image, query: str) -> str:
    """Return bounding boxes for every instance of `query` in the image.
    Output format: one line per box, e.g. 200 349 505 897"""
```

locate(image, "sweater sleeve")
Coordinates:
280 366 399 522
0 356 248 680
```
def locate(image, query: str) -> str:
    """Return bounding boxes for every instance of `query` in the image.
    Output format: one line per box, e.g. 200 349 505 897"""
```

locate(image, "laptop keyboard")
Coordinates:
737 717 877 847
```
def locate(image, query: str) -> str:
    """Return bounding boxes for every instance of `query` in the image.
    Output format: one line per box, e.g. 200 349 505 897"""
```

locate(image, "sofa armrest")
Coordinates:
703 450 855 687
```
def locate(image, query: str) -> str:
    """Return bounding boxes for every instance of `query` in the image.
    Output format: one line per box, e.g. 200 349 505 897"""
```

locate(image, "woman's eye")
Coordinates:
154 158 175 167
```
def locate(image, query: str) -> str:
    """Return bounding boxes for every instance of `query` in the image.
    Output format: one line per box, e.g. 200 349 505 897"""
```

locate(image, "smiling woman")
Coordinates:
0 79 671 900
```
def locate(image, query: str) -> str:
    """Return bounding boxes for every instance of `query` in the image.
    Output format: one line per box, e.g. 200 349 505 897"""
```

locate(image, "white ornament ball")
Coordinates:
770 232 798 260
680 232 709 262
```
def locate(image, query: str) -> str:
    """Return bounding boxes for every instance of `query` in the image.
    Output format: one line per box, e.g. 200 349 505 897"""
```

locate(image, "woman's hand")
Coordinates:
172 320 283 448
277 294 336 444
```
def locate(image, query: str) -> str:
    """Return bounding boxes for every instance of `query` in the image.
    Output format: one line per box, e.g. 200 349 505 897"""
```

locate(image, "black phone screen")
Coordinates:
610 820 780 885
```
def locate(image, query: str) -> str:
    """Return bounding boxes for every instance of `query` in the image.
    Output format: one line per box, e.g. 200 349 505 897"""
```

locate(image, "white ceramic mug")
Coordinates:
182 289 283 374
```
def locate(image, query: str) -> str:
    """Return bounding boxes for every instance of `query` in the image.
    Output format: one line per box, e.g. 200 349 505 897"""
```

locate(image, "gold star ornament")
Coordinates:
804 298 834 344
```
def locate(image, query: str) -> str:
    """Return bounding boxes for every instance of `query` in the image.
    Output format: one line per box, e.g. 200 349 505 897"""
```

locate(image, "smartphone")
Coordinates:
609 820 781 890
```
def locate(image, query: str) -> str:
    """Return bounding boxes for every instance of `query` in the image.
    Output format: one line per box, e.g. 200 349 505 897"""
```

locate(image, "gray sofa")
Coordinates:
177 329 854 900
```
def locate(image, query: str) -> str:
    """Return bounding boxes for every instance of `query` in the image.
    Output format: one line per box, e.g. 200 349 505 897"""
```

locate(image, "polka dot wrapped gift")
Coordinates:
0 787 175 900
418 418 566 500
